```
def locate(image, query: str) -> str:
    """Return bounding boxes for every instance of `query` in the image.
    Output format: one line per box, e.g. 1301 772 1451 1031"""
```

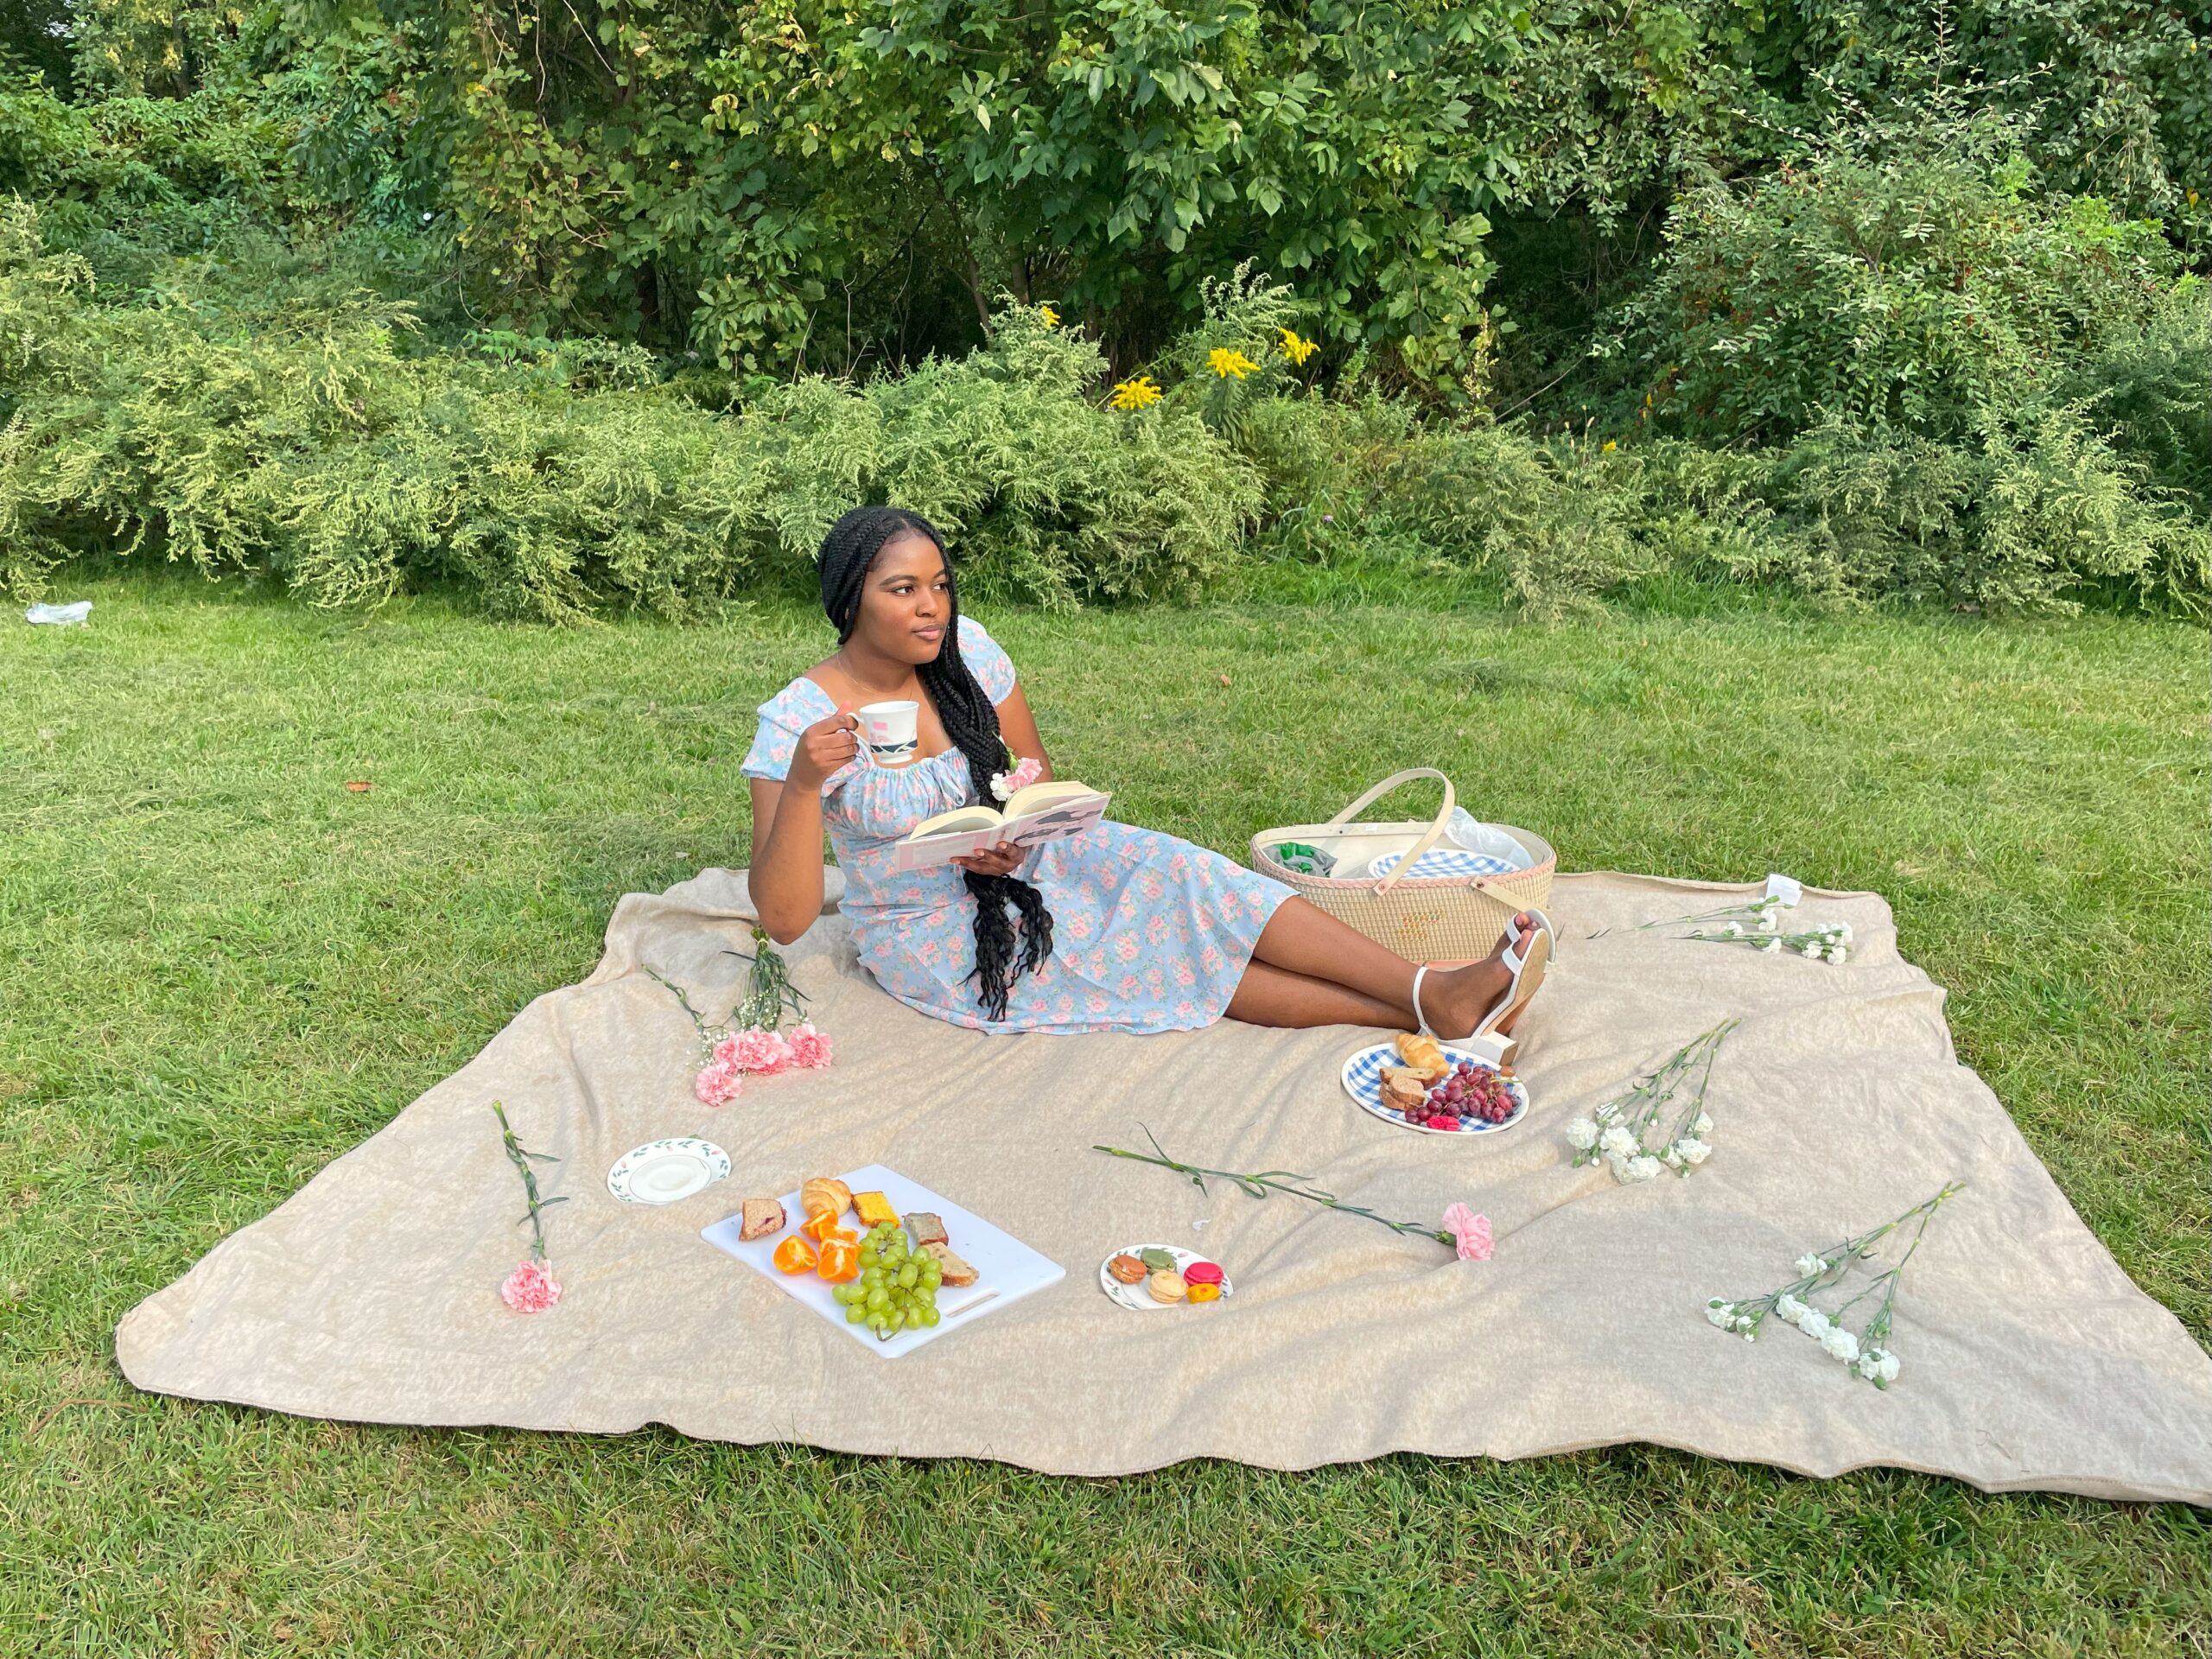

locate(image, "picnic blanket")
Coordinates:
114 868 2212 1503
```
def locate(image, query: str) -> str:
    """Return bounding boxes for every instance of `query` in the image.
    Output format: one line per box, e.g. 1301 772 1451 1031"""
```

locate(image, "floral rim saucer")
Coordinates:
607 1137 732 1205
1098 1244 1235 1311
1339 1043 1529 1136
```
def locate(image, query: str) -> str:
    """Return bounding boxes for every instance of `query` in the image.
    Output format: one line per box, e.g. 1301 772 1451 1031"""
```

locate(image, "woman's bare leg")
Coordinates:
1225 960 1407 1028
1239 896 1527 1033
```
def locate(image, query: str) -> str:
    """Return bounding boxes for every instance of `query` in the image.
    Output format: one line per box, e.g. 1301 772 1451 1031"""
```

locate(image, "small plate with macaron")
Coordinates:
1098 1244 1233 1310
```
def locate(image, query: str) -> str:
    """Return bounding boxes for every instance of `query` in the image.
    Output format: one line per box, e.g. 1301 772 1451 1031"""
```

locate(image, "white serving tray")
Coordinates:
699 1163 1065 1358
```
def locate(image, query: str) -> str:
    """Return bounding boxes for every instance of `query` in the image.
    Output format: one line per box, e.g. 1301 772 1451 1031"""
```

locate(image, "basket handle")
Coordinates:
1322 767 1456 896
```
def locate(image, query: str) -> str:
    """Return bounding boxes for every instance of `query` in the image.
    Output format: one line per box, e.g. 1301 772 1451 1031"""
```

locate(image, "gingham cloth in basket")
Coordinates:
1367 848 1519 880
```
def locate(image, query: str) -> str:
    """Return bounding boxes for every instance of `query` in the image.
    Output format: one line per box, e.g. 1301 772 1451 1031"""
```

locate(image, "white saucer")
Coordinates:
607 1137 731 1205
1099 1244 1234 1310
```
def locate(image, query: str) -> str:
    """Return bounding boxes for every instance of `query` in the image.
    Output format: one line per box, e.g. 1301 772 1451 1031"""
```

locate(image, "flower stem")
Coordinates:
1093 1134 1455 1248
493 1102 566 1262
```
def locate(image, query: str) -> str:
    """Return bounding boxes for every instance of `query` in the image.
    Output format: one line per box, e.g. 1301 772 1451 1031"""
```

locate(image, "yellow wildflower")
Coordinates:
1279 327 1319 365
1039 305 1061 328
1208 347 1260 380
1109 375 1163 411
1602 440 1617 452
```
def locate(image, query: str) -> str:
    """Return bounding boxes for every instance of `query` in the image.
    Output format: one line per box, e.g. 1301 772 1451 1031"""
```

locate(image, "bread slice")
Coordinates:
922 1241 978 1287
738 1197 786 1241
904 1210 949 1249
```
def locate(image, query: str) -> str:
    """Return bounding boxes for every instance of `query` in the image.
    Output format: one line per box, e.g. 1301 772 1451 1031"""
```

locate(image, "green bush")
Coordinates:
1612 105 2181 447
0 208 1257 618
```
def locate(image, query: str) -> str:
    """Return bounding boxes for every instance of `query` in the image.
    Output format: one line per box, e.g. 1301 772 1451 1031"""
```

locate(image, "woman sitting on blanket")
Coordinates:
746 505 1554 1038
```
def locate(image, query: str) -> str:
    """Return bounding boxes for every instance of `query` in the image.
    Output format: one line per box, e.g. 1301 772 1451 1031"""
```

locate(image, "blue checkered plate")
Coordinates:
1340 1043 1529 1136
1368 848 1519 880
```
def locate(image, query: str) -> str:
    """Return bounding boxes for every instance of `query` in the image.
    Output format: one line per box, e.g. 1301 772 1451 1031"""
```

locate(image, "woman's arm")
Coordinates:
995 683 1053 782
747 707 861 944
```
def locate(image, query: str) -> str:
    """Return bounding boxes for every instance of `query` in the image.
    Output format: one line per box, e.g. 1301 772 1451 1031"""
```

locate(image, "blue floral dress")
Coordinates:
743 616 1294 1033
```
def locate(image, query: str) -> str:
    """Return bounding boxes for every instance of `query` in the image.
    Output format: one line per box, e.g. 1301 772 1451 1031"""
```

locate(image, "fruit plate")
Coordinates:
607 1137 731 1205
1098 1244 1235 1311
700 1165 1065 1359
1340 1043 1530 1136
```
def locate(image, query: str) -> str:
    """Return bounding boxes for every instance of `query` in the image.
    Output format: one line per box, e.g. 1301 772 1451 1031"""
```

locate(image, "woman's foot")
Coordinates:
1416 912 1536 1038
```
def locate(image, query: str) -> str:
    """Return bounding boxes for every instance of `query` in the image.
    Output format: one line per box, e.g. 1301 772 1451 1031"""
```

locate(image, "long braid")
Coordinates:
817 506 1053 1021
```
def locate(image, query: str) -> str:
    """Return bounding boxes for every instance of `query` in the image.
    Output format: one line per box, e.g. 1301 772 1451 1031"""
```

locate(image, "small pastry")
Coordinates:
1394 1033 1448 1081
1183 1261 1224 1287
1108 1253 1148 1285
799 1176 853 1222
1147 1269 1188 1305
1186 1281 1222 1303
852 1191 899 1230
738 1197 786 1242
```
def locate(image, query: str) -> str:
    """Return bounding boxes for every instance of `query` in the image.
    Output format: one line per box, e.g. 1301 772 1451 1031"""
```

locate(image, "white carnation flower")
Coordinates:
1801 941 1823 958
1625 1154 1662 1183
1795 1254 1827 1277
1694 1112 1713 1136
1836 922 1853 944
1876 1351 1900 1383
1678 1136 1712 1166
1706 1300 1735 1329
1857 1351 1882 1380
1822 1326 1859 1363
1758 937 1781 953
1798 1309 1831 1338
1759 911 1781 933
1827 945 1848 965
1776 1294 1805 1324
1722 921 1743 938
1599 1124 1637 1156
1566 1117 1599 1150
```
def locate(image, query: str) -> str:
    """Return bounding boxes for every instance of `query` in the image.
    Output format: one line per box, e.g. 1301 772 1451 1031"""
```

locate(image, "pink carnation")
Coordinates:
1442 1202 1493 1262
785 1020 833 1069
693 1059 744 1106
500 1259 563 1313
715 1027 791 1076
1007 755 1044 791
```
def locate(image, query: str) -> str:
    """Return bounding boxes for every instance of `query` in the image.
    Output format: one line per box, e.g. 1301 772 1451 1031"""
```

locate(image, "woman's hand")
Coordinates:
785 708 861 790
953 841 1027 878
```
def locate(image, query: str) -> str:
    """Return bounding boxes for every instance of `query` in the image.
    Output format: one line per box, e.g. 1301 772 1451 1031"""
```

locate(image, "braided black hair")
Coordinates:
817 505 1053 1022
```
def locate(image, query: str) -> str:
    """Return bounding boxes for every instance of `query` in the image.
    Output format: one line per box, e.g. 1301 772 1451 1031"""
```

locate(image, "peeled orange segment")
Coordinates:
817 1239 861 1284
772 1236 818 1274
801 1211 858 1246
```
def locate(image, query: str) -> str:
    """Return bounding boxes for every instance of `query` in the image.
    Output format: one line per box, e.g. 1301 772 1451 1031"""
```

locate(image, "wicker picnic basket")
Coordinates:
1250 768 1554 964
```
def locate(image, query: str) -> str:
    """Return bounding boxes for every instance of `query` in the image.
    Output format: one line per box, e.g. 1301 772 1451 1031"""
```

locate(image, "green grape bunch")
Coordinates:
831 1220 944 1339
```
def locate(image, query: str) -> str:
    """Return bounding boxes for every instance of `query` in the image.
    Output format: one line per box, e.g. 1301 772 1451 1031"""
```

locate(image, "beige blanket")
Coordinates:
115 870 2212 1503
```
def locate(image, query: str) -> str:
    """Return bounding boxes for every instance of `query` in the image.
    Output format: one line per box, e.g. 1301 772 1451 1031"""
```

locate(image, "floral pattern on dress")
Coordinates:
742 616 1293 1033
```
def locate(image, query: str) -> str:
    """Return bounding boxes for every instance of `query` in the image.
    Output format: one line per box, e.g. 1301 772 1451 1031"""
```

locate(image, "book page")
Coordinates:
1002 791 1110 846
891 792 1111 871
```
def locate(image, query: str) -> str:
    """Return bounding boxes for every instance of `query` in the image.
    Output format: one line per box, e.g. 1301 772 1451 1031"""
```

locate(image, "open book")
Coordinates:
893 780 1111 872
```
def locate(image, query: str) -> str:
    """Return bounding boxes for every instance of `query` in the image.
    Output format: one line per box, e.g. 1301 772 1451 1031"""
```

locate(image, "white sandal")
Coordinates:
1409 909 1555 1042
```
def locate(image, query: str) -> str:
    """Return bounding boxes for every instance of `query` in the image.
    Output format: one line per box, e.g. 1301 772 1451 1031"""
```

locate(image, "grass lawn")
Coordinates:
2 571 2206 1656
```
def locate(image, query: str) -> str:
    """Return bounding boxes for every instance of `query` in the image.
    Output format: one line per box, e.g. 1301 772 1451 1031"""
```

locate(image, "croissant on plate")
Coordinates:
1394 1033 1448 1081
799 1176 853 1223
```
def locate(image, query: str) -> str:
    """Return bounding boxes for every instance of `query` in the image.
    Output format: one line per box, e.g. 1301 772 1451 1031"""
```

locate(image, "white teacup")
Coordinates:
857 700 920 766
